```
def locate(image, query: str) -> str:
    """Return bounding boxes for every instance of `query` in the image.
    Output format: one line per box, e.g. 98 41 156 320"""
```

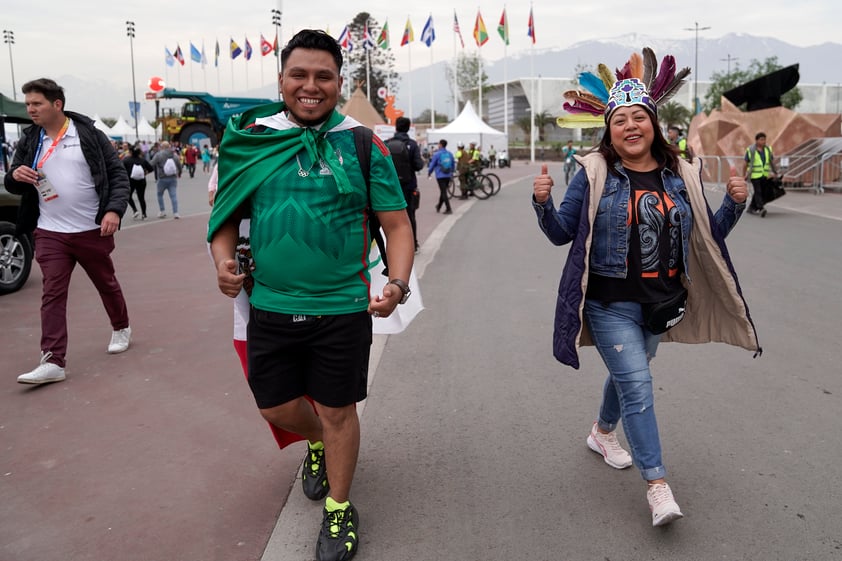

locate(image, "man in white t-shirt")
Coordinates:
4 78 132 385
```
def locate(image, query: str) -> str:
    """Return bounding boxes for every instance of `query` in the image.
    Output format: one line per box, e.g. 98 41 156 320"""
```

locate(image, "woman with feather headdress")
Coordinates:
532 49 760 527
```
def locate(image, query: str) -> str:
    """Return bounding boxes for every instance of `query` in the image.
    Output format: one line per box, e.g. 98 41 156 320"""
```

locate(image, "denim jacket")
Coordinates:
534 157 743 284
532 152 759 369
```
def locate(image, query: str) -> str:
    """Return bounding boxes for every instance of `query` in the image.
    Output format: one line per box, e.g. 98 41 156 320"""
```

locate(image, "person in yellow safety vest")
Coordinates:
744 132 779 217
667 126 693 160
455 142 471 199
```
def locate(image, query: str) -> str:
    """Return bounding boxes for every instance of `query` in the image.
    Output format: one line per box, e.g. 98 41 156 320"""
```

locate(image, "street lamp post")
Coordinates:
720 54 738 76
126 21 140 142
3 30 16 100
683 22 710 115
271 7 282 101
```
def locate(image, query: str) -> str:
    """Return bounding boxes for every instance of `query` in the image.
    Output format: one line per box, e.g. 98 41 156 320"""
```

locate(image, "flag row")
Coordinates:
164 34 279 68
336 7 536 52
163 7 537 68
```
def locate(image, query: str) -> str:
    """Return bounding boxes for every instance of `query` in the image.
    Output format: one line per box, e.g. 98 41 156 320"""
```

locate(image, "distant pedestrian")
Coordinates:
183 143 199 178
385 116 424 253
150 140 182 219
427 138 454 214
744 132 779 217
4 77 132 385
201 145 212 173
123 146 153 220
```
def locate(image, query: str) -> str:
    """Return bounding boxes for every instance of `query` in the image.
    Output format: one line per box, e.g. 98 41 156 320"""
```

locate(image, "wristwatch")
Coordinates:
388 279 411 304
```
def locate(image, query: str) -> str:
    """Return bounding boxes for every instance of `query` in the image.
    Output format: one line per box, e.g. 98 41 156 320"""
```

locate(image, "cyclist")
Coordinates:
563 140 578 184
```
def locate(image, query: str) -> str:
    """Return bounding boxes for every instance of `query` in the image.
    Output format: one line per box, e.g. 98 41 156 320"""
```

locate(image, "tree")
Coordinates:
414 108 450 124
658 102 692 131
703 56 802 113
516 110 554 142
346 13 399 116
445 52 489 112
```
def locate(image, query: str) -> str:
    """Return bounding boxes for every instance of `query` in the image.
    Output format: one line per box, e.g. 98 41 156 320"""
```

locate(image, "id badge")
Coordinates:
35 172 59 202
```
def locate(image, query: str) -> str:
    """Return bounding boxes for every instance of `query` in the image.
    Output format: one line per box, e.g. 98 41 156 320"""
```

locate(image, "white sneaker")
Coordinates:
587 422 633 469
158 211 166 218
108 327 132 354
647 483 684 527
173 213 181 219
132 211 141 219
18 352 66 385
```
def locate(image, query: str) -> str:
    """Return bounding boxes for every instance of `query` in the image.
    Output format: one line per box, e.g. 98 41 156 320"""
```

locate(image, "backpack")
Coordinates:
438 151 454 174
162 157 177 176
385 137 414 184
130 163 145 180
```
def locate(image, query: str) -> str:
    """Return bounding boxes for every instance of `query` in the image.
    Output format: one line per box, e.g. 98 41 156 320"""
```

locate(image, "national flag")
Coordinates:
337 25 353 52
401 18 414 46
527 6 536 44
201 42 207 67
174 44 185 65
362 21 376 50
377 21 390 49
230 38 242 59
165 47 175 67
473 11 488 47
498 9 509 45
420 15 435 47
453 11 465 49
260 34 273 56
244 37 253 60
190 42 202 63
215 39 220 67
273 32 279 56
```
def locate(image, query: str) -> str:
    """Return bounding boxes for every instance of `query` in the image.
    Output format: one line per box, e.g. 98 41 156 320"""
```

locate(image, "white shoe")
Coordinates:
132 211 141 219
18 352 66 385
587 422 633 469
173 213 181 219
158 211 166 218
647 483 684 527
108 327 132 354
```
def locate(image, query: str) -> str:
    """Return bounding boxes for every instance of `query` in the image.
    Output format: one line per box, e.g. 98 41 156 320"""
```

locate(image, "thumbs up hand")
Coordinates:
726 165 748 204
533 163 554 204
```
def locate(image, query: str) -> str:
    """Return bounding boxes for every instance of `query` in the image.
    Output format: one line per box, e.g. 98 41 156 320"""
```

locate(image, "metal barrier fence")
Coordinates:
697 155 838 194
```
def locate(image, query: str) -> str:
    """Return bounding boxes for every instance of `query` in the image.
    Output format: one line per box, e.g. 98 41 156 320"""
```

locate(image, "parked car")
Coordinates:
0 190 33 294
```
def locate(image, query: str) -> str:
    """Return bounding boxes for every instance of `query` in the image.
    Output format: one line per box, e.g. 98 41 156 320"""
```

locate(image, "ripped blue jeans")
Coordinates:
583 299 666 481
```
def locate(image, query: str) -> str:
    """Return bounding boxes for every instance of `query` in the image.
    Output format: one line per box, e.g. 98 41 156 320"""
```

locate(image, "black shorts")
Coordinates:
247 308 372 409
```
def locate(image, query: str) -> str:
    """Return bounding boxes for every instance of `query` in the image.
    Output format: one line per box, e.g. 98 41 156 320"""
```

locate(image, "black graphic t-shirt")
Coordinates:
587 168 685 304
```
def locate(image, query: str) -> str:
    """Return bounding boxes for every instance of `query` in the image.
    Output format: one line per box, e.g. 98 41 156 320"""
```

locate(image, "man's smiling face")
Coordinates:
280 48 343 127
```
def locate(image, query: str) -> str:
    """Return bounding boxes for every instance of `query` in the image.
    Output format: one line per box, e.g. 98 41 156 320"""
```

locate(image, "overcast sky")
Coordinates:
2 0 840 116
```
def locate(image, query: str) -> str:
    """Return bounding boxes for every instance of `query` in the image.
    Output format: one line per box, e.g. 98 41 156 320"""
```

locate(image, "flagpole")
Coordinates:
530 44 535 164
477 49 482 121
408 43 413 120
430 45 435 129
452 13 458 120
190 44 194 90
244 37 249 91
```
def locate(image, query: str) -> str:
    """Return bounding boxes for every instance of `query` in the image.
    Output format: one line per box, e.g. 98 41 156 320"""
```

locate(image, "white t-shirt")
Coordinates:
36 120 99 233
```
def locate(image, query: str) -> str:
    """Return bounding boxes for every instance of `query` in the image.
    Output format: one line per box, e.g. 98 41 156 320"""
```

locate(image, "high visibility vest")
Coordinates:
746 145 773 179
677 138 689 160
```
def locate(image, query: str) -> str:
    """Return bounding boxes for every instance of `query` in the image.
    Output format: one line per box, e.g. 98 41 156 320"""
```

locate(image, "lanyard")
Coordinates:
33 118 70 169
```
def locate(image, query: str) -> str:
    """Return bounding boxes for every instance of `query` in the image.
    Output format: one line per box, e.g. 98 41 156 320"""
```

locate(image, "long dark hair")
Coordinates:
597 110 684 174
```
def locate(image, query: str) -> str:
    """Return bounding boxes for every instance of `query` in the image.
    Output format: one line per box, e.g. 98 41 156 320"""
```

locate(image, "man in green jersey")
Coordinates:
208 29 414 561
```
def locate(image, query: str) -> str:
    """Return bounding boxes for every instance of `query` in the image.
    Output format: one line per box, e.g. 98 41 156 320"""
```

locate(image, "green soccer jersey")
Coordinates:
247 125 406 315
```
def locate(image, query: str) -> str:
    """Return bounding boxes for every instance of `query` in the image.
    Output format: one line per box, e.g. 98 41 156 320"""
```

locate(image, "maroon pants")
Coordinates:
34 228 129 367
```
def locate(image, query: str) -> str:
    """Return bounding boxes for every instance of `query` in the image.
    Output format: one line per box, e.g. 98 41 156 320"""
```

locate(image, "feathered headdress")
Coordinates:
558 47 691 128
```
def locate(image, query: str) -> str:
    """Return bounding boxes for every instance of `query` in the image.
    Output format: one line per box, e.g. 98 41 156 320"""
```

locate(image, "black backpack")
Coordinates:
352 127 389 276
385 137 414 184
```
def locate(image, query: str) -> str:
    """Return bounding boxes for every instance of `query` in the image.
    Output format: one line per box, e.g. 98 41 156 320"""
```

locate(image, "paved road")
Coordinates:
2 164 841 561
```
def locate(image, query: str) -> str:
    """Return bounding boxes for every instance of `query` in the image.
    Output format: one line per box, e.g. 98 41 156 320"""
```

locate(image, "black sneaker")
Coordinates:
302 443 329 500
316 502 359 561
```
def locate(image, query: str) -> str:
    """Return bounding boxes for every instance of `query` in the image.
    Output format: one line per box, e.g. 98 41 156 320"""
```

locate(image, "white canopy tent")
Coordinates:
92 114 113 136
135 116 158 142
108 115 134 140
425 101 508 154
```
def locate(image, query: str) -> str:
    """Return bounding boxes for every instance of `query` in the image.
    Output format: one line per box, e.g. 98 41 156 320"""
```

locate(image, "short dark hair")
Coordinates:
755 132 766 140
668 125 681 134
439 139 447 148
395 116 411 133
22 78 65 108
281 29 343 73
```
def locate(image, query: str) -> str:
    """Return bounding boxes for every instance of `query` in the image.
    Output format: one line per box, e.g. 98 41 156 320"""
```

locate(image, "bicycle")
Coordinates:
448 169 494 200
